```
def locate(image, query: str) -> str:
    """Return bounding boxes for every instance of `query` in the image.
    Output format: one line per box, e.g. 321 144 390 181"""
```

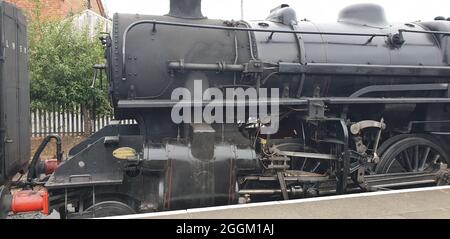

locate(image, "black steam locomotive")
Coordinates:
2 0 450 218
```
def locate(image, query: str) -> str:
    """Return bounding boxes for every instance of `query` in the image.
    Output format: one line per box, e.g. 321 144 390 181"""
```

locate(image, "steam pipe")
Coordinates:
27 134 62 182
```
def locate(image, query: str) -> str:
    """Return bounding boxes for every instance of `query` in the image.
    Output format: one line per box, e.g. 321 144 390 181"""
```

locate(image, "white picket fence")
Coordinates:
31 106 135 137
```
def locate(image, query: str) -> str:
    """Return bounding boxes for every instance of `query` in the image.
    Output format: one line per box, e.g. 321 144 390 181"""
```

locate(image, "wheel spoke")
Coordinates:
398 154 406 170
423 154 441 171
433 154 441 164
377 136 448 174
419 147 431 171
402 150 413 172
414 145 419 171
386 158 406 173
311 162 320 172
300 159 307 171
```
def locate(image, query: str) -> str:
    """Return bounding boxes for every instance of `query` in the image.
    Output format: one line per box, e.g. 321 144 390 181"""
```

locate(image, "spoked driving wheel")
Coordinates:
375 136 449 174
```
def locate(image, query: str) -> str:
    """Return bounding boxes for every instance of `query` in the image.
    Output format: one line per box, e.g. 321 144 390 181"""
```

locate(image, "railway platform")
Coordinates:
106 186 450 219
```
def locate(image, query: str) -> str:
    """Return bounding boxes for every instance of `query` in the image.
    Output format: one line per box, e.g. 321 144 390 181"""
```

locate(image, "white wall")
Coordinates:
72 9 112 36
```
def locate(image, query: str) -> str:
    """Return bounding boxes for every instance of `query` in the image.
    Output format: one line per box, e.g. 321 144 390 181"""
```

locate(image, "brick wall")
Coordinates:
5 0 106 19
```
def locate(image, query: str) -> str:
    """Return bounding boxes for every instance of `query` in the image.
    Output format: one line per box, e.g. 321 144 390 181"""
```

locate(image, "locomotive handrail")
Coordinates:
399 29 450 35
121 20 392 80
395 29 450 47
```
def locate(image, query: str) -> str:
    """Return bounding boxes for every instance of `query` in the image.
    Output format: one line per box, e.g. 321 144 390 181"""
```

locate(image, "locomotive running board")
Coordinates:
117 97 450 109
117 98 308 108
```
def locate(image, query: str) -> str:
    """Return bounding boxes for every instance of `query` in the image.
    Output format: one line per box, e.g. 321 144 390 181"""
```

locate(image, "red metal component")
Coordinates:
11 190 49 215
44 159 59 175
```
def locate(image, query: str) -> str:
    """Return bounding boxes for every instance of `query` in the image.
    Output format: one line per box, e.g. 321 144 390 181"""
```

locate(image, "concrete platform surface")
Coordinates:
106 186 450 219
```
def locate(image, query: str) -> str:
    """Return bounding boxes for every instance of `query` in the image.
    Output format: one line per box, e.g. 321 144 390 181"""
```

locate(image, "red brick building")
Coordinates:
5 0 106 19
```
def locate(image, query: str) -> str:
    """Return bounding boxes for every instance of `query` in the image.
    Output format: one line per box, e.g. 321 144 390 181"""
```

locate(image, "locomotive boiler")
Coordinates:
3 0 450 218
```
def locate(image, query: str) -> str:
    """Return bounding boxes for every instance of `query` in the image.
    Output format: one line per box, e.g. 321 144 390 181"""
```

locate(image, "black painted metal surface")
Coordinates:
0 2 29 185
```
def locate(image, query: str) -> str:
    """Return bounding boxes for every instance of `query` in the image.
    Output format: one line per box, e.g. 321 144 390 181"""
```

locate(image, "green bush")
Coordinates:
27 2 111 117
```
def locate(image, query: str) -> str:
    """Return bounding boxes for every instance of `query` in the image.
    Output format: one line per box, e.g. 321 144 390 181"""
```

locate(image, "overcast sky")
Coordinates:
102 0 450 23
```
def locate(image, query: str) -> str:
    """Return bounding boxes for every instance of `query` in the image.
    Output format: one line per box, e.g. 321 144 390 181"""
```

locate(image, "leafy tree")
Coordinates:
26 0 111 134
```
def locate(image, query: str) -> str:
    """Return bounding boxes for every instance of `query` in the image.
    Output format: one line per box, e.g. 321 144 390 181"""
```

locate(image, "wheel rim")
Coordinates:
85 201 135 218
376 137 448 174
